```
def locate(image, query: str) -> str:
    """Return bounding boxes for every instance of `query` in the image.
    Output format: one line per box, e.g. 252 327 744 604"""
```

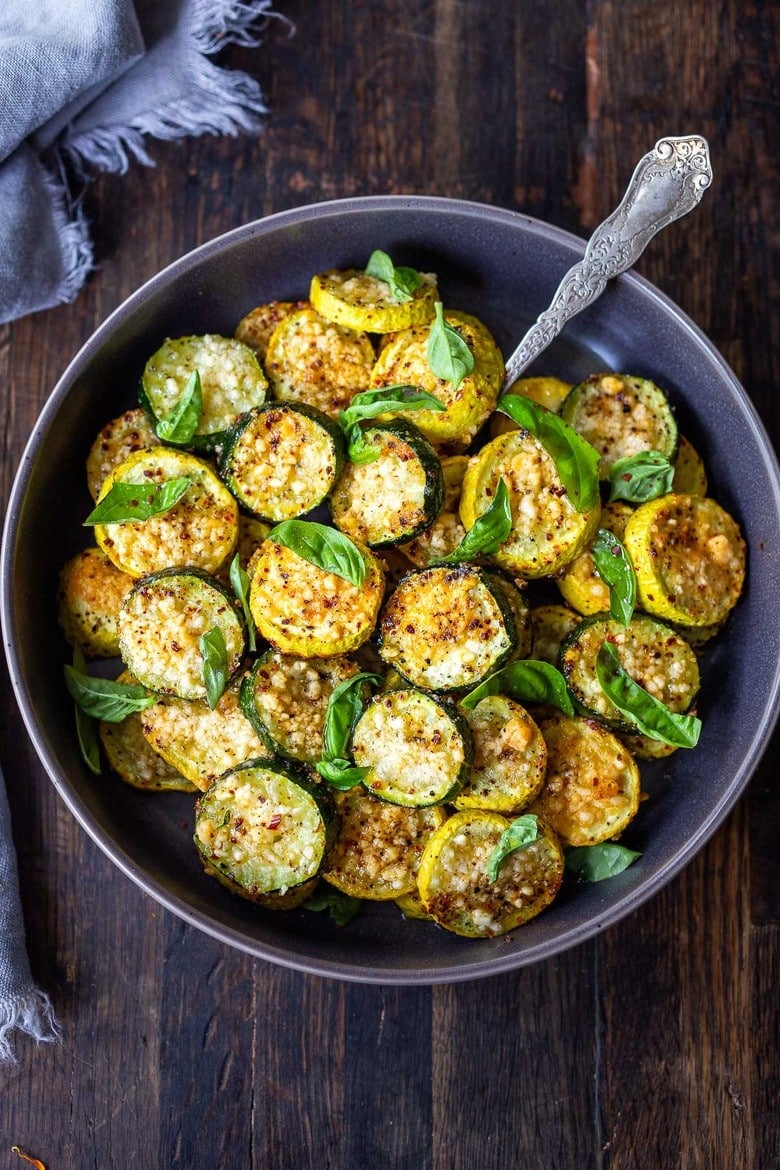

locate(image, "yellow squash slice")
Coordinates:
310 268 439 333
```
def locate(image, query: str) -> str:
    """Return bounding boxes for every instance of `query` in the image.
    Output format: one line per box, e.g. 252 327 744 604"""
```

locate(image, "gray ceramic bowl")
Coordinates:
3 196 779 983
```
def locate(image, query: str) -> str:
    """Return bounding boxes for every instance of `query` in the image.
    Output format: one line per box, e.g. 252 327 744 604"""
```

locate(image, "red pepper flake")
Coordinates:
266 814 282 830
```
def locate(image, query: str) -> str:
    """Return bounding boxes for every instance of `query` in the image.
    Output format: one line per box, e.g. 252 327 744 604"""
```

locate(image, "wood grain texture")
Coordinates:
0 1 777 1167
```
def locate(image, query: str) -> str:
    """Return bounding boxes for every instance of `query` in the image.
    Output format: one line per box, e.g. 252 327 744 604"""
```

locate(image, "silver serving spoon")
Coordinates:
502 134 713 390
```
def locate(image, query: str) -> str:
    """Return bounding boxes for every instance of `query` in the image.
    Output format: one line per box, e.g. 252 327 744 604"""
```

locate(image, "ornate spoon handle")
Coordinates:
502 135 713 390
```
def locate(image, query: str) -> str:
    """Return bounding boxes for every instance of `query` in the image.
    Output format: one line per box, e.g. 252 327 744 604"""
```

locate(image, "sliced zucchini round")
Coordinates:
264 307 376 419
119 568 246 700
352 688 472 807
140 675 269 791
378 565 518 692
368 310 504 445
322 788 446 899
454 696 547 814
235 299 311 363
240 651 359 763
395 888 434 921
194 759 337 907
529 604 581 667
57 547 133 658
310 268 439 333
559 613 700 731
560 373 678 479
557 501 634 616
248 538 385 657
86 407 158 501
459 430 601 578
624 494 746 627
532 713 642 846
417 810 564 937
484 568 534 660
94 447 238 578
498 375 573 419
399 454 469 566
220 402 346 522
141 335 268 452
672 435 708 496
100 672 196 793
330 420 444 547
619 731 678 761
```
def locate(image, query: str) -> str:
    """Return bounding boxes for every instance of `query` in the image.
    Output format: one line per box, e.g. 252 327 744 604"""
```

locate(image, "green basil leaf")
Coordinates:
314 758 372 790
487 814 542 883
596 641 701 747
155 370 203 444
229 553 256 652
461 659 574 715
426 302 475 391
84 477 192 526
497 395 600 512
364 249 422 302
302 888 362 926
269 519 367 587
437 478 512 563
340 384 445 431
71 649 101 773
591 529 637 626
200 626 228 711
64 665 156 722
346 425 382 465
321 672 382 761
608 450 675 503
564 843 642 882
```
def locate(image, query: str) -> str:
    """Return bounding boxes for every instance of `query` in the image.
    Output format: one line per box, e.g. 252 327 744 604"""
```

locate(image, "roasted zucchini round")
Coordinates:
330 420 444 547
529 604 581 667
454 696 547 814
118 568 246 700
310 268 439 333
352 688 472 807
417 810 564 937
100 672 197 793
220 402 346 522
264 307 376 419
86 407 158 501
57 547 133 658
557 501 634 616
235 299 311 363
560 373 678 479
672 435 708 496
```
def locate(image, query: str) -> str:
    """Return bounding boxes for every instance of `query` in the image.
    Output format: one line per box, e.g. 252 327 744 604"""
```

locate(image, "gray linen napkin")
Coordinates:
0 0 276 325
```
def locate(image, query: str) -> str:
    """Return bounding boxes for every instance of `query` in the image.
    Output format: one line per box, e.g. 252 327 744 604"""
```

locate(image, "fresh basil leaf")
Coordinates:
565 843 642 882
321 672 382 762
460 659 575 715
364 250 422 302
609 450 675 503
497 395 600 512
229 553 256 652
200 626 228 710
64 665 156 722
302 888 362 926
596 641 701 747
71 648 101 773
314 758 372 790
345 425 382 465
426 302 475 391
84 477 192 525
340 384 445 430
437 478 512 563
269 519 367 587
487 814 542 883
591 529 637 626
155 370 203 444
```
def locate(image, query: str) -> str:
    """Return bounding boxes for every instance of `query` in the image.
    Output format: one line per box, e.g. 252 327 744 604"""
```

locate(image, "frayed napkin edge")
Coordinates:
0 989 61 1065
42 165 94 308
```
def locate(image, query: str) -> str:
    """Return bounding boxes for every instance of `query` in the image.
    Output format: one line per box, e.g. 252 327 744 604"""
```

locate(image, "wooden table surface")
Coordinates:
1 3 778 1167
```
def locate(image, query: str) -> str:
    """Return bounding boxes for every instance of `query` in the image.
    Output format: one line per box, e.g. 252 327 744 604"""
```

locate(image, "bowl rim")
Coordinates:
3 193 780 984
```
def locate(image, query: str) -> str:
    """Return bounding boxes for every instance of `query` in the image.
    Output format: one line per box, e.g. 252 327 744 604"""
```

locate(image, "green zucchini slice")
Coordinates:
352 688 472 807
221 402 346 522
94 446 239 578
454 696 547 814
240 651 359 763
140 675 269 791
417 810 564 937
99 672 196 793
322 789 446 899
330 420 445 547
118 568 246 700
531 713 641 846
235 299 311 363
378 565 518 692
559 613 700 732
194 759 337 906
140 334 268 453
86 407 158 501
560 373 678 479
264 307 376 419
529 604 581 667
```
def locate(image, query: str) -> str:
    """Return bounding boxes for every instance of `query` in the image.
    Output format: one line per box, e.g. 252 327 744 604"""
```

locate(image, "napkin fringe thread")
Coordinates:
65 0 277 176
42 164 94 305
0 990 61 1065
